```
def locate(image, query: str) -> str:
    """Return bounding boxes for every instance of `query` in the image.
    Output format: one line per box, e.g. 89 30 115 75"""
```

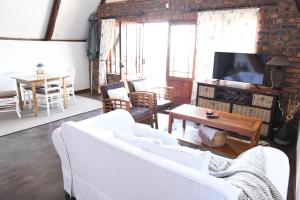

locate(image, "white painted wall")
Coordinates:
297 121 300 200
0 40 90 91
53 0 100 40
0 0 52 39
0 0 100 40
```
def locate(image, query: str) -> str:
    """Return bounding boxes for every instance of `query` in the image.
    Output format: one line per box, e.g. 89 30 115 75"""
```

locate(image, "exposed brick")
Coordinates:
95 0 300 94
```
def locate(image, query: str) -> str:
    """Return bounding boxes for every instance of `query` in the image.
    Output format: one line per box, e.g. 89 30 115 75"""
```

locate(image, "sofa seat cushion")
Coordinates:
130 107 152 122
0 90 17 98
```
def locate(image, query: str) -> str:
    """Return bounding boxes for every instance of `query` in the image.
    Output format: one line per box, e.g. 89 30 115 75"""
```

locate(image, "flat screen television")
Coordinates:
212 52 266 85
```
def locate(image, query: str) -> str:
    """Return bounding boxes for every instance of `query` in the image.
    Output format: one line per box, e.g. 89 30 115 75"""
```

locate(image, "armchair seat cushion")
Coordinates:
130 107 152 122
157 99 172 110
0 90 17 98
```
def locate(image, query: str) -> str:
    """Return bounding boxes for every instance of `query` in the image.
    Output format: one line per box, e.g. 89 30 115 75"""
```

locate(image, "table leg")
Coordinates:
250 130 260 147
31 82 38 116
63 77 68 109
182 120 186 130
168 113 173 134
16 81 24 111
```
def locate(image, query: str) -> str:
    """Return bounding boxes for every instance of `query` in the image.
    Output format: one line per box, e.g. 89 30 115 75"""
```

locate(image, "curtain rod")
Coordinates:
100 11 144 20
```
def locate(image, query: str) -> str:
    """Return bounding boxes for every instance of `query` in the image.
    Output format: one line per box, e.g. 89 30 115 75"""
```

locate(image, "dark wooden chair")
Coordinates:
100 82 158 128
127 78 175 113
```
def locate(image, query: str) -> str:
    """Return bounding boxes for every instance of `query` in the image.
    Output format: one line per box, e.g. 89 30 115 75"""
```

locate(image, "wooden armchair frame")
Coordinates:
100 82 157 128
127 79 175 115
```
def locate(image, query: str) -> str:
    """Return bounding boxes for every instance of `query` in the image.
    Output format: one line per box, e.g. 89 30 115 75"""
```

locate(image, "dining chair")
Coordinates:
35 75 64 116
0 72 21 118
100 82 157 128
64 68 76 104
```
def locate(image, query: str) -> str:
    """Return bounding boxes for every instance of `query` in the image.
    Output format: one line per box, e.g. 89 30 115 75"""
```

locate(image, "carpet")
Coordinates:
0 96 102 136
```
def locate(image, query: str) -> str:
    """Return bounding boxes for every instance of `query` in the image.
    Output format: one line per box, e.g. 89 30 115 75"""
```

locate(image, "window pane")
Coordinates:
169 25 195 78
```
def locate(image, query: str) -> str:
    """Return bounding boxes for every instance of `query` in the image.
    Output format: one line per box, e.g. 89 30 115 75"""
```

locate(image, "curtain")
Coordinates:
99 19 116 86
191 8 259 104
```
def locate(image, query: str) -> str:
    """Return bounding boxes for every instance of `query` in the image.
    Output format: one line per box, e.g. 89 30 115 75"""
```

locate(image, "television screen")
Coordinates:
212 52 265 85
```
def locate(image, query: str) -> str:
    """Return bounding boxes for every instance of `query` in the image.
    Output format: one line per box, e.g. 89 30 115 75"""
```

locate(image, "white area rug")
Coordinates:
0 96 102 136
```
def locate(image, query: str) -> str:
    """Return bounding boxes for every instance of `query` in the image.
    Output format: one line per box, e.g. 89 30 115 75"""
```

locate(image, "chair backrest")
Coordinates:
127 78 146 93
100 81 126 99
43 75 62 95
66 68 75 85
0 71 19 91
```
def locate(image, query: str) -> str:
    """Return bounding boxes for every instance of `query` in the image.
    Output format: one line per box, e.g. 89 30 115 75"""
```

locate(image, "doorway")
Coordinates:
143 22 169 86
167 23 196 104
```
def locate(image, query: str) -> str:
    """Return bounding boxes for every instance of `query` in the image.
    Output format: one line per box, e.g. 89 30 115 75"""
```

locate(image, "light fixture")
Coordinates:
266 56 292 88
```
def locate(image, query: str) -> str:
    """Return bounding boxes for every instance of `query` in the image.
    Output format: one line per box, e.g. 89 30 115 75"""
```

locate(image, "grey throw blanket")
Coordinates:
209 146 283 200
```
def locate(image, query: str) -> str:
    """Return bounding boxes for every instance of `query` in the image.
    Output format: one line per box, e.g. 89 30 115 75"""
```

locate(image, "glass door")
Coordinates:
167 23 196 104
143 22 169 86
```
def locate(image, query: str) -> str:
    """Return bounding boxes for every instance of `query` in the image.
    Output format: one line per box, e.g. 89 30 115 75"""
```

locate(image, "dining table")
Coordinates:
11 73 70 116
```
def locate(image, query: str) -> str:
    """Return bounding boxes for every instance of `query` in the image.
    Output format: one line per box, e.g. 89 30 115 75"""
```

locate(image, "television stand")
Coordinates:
212 79 220 85
253 84 261 89
196 80 280 137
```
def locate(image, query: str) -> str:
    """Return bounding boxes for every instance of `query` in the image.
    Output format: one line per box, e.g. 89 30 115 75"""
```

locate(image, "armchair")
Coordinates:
100 82 157 128
127 78 175 113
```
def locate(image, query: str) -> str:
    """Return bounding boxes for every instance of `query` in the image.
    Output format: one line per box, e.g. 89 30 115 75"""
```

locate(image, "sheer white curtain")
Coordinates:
99 19 116 86
191 8 259 104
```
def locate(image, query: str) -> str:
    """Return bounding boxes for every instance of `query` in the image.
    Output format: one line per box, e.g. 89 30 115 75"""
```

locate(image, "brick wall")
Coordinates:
95 0 300 93
258 0 300 93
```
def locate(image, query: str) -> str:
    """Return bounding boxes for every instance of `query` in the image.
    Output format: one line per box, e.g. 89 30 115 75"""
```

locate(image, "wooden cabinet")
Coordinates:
196 80 279 137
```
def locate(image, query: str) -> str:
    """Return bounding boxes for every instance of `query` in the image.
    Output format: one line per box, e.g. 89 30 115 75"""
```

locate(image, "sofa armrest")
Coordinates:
52 128 73 195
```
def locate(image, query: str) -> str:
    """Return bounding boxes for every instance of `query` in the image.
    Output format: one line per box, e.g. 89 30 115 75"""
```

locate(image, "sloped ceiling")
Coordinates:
0 0 100 40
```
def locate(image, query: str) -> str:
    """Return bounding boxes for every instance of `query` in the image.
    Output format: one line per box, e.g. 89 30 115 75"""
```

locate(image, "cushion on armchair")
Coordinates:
133 80 151 92
107 87 130 101
130 107 152 121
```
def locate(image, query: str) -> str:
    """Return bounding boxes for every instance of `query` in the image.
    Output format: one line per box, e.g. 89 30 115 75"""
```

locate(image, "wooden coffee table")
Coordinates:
168 104 262 158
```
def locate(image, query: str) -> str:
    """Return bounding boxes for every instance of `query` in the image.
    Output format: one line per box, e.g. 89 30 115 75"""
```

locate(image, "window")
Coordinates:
169 24 196 78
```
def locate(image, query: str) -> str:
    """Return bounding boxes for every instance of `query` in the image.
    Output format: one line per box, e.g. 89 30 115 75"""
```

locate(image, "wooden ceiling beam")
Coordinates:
45 0 61 41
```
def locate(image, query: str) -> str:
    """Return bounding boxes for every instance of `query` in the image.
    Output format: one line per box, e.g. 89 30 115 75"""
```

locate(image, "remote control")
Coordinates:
206 109 214 115
206 115 219 119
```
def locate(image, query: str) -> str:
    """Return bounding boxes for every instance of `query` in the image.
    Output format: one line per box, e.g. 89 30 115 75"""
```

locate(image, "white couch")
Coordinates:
52 110 290 200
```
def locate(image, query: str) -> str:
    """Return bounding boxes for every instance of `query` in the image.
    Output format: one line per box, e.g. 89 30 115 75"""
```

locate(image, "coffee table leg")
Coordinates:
168 113 173 134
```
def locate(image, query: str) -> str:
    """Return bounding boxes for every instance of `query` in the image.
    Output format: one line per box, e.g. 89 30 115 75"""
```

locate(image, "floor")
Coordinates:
0 91 297 200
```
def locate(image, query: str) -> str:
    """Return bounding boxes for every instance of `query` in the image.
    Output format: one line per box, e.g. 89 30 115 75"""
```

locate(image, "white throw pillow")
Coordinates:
133 81 151 92
107 87 132 107
107 87 130 101
132 123 179 146
114 130 162 147
141 143 211 173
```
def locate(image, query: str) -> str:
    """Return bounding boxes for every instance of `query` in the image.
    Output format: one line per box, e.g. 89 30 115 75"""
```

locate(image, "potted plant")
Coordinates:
274 78 300 146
